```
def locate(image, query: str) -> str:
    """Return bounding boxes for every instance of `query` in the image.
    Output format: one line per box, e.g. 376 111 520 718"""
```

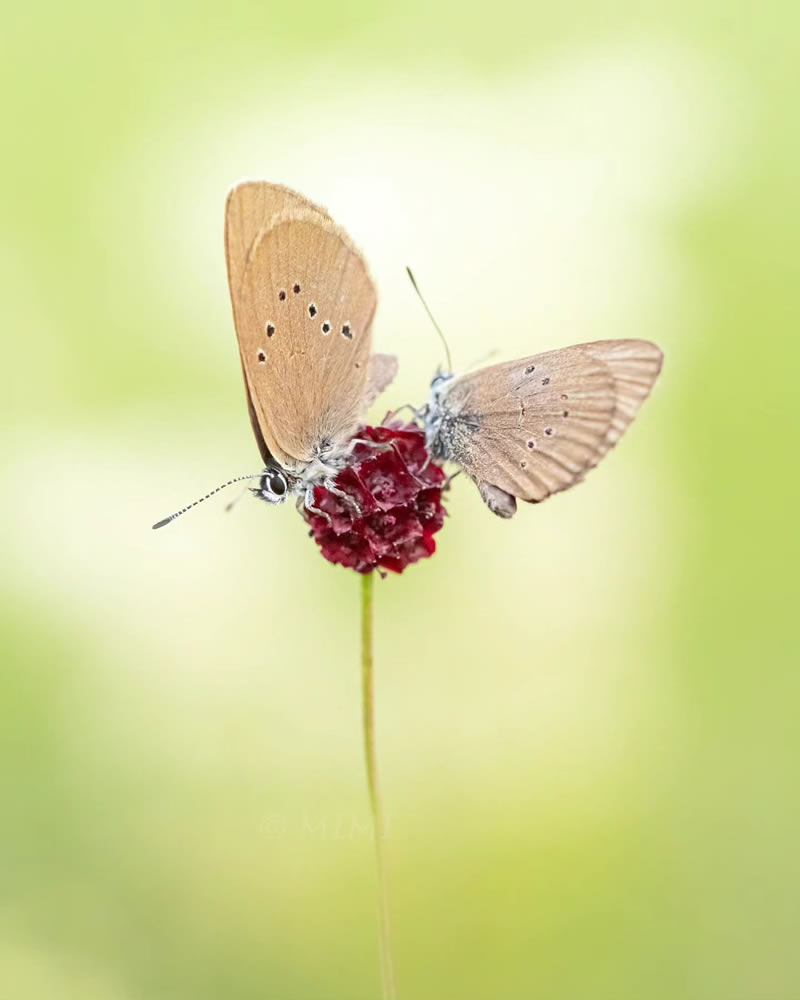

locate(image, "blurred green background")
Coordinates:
2 2 799 998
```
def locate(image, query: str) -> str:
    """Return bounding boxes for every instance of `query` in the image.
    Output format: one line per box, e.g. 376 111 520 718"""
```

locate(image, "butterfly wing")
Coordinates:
361 353 398 413
438 339 663 514
225 180 332 299
581 340 664 457
237 348 396 467
226 183 377 467
226 182 331 467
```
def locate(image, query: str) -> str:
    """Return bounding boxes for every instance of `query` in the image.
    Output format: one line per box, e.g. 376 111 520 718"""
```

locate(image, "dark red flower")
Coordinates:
304 423 447 574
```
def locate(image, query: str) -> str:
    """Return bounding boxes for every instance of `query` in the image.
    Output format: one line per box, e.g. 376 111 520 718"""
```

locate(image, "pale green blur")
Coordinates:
2 3 798 998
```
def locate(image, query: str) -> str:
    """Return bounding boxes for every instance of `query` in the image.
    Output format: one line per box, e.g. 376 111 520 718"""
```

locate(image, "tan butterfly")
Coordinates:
153 181 397 528
422 339 663 517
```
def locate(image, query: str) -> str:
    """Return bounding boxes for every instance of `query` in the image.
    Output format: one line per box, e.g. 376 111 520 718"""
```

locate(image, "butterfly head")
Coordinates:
422 369 455 455
252 467 291 505
428 367 455 414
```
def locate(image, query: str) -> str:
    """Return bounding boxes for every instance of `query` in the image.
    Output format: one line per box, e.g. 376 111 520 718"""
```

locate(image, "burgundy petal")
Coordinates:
304 423 447 574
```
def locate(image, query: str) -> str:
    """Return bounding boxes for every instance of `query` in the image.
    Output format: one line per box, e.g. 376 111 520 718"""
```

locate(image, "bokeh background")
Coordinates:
3 2 799 998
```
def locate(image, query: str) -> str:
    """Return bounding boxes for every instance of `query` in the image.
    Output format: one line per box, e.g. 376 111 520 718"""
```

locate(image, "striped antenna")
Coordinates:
152 473 265 529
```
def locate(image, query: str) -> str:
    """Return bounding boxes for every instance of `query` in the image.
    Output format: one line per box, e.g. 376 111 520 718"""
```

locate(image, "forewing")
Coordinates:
226 182 333 465
443 339 662 503
235 209 377 465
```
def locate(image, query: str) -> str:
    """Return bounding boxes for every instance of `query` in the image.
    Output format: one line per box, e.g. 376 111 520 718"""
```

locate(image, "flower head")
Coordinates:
304 423 447 574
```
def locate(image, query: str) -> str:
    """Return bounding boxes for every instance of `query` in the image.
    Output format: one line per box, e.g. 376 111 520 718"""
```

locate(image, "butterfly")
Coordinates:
421 339 663 517
153 181 396 528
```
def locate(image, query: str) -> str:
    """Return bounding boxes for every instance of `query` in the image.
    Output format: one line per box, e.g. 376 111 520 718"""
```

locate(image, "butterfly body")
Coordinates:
423 372 484 457
250 449 371 515
422 339 663 518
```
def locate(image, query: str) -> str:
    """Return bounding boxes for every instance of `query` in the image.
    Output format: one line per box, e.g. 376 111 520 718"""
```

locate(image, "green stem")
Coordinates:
361 572 396 1000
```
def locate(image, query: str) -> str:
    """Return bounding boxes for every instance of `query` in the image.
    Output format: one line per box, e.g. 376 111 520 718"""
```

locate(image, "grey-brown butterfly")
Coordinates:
153 181 397 528
422 339 663 518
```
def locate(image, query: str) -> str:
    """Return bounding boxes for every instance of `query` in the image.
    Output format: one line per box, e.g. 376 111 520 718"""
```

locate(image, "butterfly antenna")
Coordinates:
406 266 453 373
152 473 264 529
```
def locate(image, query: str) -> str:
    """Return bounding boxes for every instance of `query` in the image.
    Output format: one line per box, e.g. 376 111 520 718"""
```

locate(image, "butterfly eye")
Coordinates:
268 471 287 496
260 470 288 501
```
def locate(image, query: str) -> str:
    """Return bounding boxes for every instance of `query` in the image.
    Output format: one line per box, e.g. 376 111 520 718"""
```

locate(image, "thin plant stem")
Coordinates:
361 571 397 1000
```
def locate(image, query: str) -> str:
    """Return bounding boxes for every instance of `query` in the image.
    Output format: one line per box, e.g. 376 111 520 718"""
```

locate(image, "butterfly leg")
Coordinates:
344 436 382 454
323 478 363 517
346 436 431 489
300 489 332 525
389 442 432 487
344 437 408 468
384 403 422 423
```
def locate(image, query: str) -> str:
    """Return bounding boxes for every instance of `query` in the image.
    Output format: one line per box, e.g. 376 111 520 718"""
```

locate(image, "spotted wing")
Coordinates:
226 183 377 467
441 339 663 510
